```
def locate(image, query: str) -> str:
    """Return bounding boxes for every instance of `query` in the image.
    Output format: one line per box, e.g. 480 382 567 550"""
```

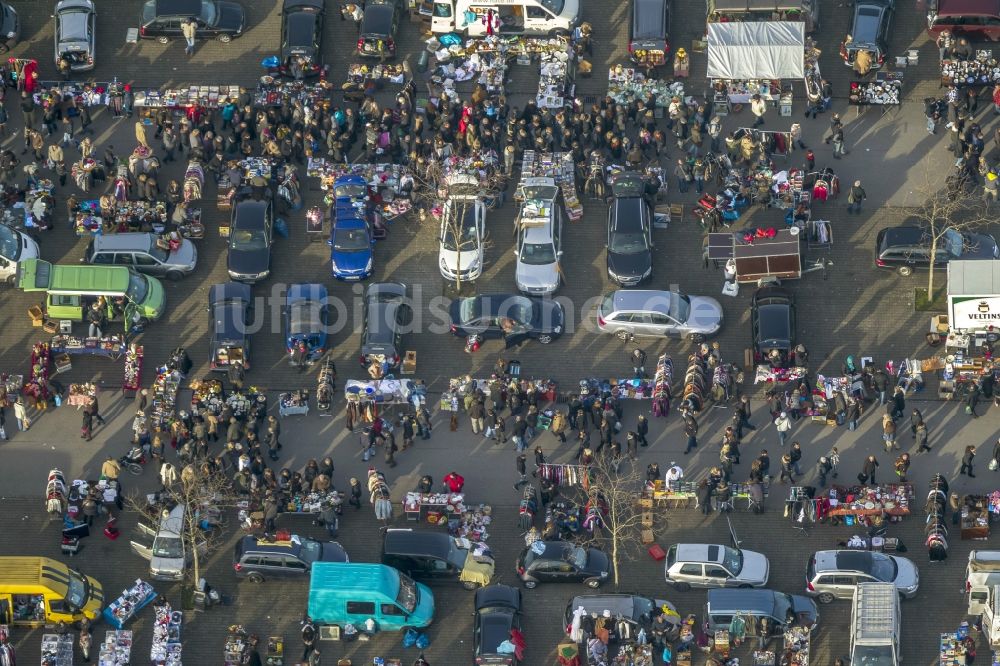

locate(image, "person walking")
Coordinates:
101 456 121 481
469 398 485 434
993 438 1000 472
636 414 649 447
967 380 982 418
789 441 804 476
301 619 317 663
90 395 105 426
778 453 795 484
683 412 698 454
816 456 833 487
79 626 91 662
631 347 647 377
674 158 691 194
910 408 924 438
894 453 911 482
860 455 879 485
13 396 27 431
384 434 398 468
890 386 905 420
847 180 867 214
160 461 178 488
513 453 528 490
81 409 94 441
831 128 846 158
182 18 197 55
774 412 791 447
737 395 756 435
915 420 931 452
881 412 898 451
961 445 977 478
550 410 568 443
750 94 767 128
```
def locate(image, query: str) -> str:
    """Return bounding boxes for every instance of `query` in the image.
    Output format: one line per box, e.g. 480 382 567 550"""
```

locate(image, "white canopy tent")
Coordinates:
706 21 805 80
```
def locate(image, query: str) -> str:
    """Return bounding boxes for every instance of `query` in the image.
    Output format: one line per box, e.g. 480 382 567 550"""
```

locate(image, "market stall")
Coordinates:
403 492 465 522
149 367 182 431
960 494 991 540
122 344 143 397
708 228 801 284
25 342 52 407
848 77 902 107
40 633 73 666
255 77 332 109
73 199 169 236
607 65 684 108
133 85 243 113
150 601 182 666
706 21 804 111
50 335 126 360
536 41 575 110
345 378 423 422
67 383 97 408
189 378 225 415
783 625 810 665
787 484 913 527
941 624 974 665
98 630 132 666
305 159 414 218
223 626 251 666
941 48 1000 87
102 579 157 629
517 151 582 221
278 390 310 417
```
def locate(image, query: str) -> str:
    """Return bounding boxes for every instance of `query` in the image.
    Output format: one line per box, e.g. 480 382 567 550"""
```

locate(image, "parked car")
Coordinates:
381 528 494 590
360 282 410 370
875 226 999 276
597 289 723 342
209 282 253 371
842 0 893 70
234 534 348 583
329 214 374 281
449 294 564 347
806 550 919 603
515 540 609 589
563 595 680 641
474 585 522 665
54 0 96 72
357 0 400 59
628 0 670 67
664 543 770 592
750 286 796 365
130 505 206 581
0 2 19 53
0 223 40 286
515 179 563 295
928 0 1000 41
278 0 324 76
705 589 819 634
284 283 328 365
606 173 653 286
227 192 274 283
140 0 245 43
438 193 486 282
85 233 197 281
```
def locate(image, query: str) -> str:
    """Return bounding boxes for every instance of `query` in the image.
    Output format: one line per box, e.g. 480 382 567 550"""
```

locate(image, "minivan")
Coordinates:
0 557 103 627
86 233 197 280
234 534 348 583
628 0 670 67
928 0 1000 40
705 589 818 634
0 223 39 286
308 563 434 631
381 528 495 590
360 282 410 370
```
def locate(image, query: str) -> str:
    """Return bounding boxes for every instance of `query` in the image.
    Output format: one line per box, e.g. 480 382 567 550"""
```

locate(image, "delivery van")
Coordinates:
429 0 580 37
308 563 434 631
0 556 103 627
17 258 166 323
967 550 1000 615
849 582 901 666
0 223 39 286
981 585 1000 649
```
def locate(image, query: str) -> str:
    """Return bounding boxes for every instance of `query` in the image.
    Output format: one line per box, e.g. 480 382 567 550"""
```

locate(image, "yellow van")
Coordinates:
0 557 103 627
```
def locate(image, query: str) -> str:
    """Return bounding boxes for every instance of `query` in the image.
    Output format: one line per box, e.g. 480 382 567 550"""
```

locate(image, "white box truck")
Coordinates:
427 0 580 36
948 260 1000 336
967 551 1000 616
850 582 901 666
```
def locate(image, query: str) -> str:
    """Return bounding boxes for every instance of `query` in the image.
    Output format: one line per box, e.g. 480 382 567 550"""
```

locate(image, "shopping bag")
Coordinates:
0 425 5 440
402 628 418 648
990 459 998 472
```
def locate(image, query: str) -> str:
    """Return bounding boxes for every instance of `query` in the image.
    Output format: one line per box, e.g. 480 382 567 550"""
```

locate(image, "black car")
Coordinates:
209 282 253 372
607 173 653 286
233 534 348 583
360 282 411 369
563 595 680 641
515 541 610 589
278 0 325 77
628 0 669 67
228 191 274 283
842 0 893 70
449 294 565 348
750 286 796 366
381 528 495 590
0 2 19 53
357 0 400 59
876 226 999 276
474 585 522 666
140 0 245 43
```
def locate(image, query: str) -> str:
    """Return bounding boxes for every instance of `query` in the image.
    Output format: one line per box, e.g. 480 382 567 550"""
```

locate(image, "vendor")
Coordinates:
952 37 974 61
664 463 683 490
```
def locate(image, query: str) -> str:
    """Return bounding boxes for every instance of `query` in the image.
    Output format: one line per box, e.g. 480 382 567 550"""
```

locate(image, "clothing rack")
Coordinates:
537 463 590 488
518 484 538 531
735 128 793 157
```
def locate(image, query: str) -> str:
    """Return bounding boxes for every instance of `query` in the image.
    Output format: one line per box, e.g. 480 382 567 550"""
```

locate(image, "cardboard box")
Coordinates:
28 305 44 325
641 511 653 527
638 497 653 509
641 529 655 544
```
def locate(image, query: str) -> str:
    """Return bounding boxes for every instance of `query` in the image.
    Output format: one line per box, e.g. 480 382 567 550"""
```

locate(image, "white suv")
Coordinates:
515 179 562 295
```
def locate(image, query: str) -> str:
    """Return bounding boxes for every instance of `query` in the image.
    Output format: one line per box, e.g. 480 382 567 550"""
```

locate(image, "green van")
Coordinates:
308 563 434 632
17 258 166 323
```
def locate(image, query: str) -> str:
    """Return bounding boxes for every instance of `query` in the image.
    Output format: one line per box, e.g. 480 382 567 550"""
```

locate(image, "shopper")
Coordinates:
778 454 794 484
750 94 767 128
631 347 647 377
882 412 898 451
683 412 698 454
915 420 931 452
469 398 485 434
894 453 911 482
891 386 905 419
636 414 649 447
847 180 867 214
789 442 804 476
182 18 197 55
774 412 791 447
859 455 879 485
513 453 528 490
301 619 317 662
961 445 977 478
816 456 833 487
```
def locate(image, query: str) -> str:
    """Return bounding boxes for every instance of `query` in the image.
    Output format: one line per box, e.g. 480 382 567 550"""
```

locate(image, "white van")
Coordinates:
967 551 1000 616
430 0 580 37
850 582 901 666
0 223 39 286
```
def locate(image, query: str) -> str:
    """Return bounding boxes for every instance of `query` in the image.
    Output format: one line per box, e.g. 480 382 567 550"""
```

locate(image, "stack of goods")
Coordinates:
74 198 103 235
536 47 573 109
450 505 492 541
278 390 309 416
519 151 575 185
223 626 250 666
607 65 683 107
67 382 97 407
110 201 168 233
284 490 342 514
940 625 973 665
241 157 273 183
441 150 501 180
849 79 901 105
150 368 182 431
123 345 143 392
680 355 709 413
150 604 182 666
183 161 205 202
0 626 12 666
28 342 51 394
783 626 810 665
927 474 950 561
189 378 225 415
652 354 673 417
607 379 655 400
134 85 242 109
942 50 1000 87
226 389 262 419
51 334 125 355
98 630 132 666
40 634 73 666
71 158 101 191
102 579 156 628
403 492 467 518
346 62 406 83
45 468 67 516
254 78 332 109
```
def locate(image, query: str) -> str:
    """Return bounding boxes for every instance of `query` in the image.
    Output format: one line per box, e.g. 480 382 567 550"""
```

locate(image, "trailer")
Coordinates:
947 260 1000 336
708 228 801 284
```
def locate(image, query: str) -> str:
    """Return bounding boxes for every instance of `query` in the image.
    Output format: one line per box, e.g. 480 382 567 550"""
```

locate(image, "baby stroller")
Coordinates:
316 358 336 415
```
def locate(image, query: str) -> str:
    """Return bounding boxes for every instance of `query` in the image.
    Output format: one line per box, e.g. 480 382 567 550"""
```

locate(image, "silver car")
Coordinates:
85 233 197 280
806 550 919 603
597 289 723 343
664 544 770 591
54 0 96 72
515 179 562 295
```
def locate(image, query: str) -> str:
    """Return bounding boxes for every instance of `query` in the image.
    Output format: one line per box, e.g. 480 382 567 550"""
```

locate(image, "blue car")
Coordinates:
284 283 329 364
329 215 374 281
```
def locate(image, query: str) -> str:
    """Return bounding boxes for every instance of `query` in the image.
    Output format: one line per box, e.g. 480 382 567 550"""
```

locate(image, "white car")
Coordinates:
515 179 562 295
438 195 486 282
664 543 770 591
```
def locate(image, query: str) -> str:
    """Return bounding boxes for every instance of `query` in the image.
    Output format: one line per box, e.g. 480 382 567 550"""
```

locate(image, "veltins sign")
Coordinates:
952 296 1000 328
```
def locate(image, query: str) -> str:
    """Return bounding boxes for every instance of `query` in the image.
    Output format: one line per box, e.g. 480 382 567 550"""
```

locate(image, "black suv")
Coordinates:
842 0 893 70
381 528 495 590
750 286 796 366
360 282 410 370
628 0 670 67
233 534 348 583
876 226 999 276
357 0 400 59
0 2 19 53
279 0 325 76
607 172 653 286
140 0 245 43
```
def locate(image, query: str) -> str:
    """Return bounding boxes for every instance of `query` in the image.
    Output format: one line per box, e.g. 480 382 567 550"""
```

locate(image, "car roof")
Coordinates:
476 584 520 611
881 226 925 247
752 285 793 305
239 534 304 555
366 302 402 346
936 0 1000 13
609 290 672 316
154 0 201 17
56 0 95 10
632 0 666 40
707 589 784 614
464 294 533 319
283 0 324 11
523 223 554 243
287 282 326 304
674 544 725 564
362 2 394 31
234 200 269 230
209 281 252 306
567 594 641 619
383 529 455 560
531 541 572 561
92 233 154 252
57 8 91 42
612 198 645 232
365 281 406 302
852 2 887 45
286 10 319 42
814 550 876 574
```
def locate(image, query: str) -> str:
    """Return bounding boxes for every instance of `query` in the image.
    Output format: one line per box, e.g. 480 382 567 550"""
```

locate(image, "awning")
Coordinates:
707 21 805 80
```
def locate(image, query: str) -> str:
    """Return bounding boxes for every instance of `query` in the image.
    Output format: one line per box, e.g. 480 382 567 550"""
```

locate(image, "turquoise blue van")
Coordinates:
308 563 434 631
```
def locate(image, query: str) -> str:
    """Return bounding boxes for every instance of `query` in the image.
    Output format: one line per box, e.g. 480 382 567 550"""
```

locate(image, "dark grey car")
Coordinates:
54 0 96 72
227 194 273 283
0 2 19 53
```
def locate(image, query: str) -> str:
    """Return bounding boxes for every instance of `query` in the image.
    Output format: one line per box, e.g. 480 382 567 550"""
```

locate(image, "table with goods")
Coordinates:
149 602 182 666
40 633 73 666
101 579 157 629
97 630 132 666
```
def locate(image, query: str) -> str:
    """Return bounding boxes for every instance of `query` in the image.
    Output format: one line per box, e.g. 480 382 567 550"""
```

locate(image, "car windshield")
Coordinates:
333 227 370 251
126 273 148 303
570 546 587 569
773 593 793 622
290 301 322 335
673 292 691 323
447 541 470 568
722 546 743 575
336 183 367 199
66 571 88 610
633 596 654 619
443 213 479 251
520 242 556 265
201 0 219 26
396 573 418 613
152 535 184 559
299 539 321 564
870 554 898 582
0 225 18 260
540 0 564 14
851 645 895 665
944 228 963 257
610 231 647 255
231 228 268 251
149 243 169 263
